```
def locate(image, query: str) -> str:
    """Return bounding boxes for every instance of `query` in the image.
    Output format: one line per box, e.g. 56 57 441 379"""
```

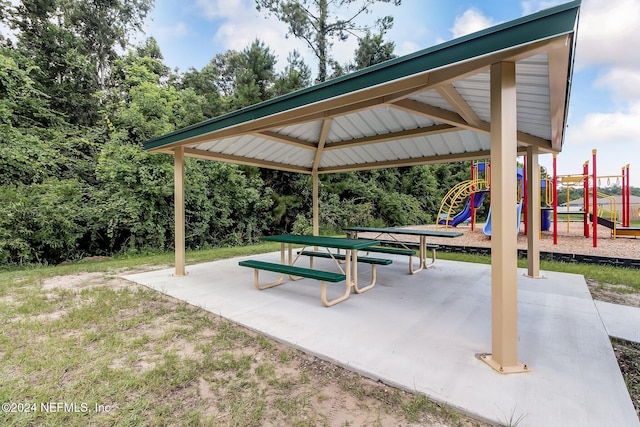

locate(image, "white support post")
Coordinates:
174 147 186 276
312 172 319 236
481 61 528 374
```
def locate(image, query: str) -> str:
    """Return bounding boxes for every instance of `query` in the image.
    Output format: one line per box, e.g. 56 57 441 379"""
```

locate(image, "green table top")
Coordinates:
343 226 463 238
260 234 379 249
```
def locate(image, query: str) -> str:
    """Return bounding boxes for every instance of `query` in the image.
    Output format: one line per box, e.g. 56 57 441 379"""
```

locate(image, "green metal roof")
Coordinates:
144 1 580 173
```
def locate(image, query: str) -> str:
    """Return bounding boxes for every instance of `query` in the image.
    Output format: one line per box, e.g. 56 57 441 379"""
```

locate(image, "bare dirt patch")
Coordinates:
586 279 640 308
613 338 640 418
42 272 134 292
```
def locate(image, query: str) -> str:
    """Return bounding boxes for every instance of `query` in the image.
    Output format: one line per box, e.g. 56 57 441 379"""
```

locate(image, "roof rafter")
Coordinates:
548 41 573 151
390 99 489 132
312 118 332 173
252 131 316 149
391 98 553 151
318 151 492 173
180 148 311 174
324 124 457 151
435 83 482 127
319 145 531 174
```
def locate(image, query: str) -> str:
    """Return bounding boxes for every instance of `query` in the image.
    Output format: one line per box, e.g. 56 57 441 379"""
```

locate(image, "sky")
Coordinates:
144 0 640 187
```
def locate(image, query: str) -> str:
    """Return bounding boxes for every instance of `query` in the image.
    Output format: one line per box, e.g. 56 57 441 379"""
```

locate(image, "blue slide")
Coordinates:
439 191 488 227
483 199 523 236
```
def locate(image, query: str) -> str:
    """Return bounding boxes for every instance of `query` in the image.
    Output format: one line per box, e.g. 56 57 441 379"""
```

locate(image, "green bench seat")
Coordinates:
298 250 392 265
359 241 440 274
238 259 351 307
238 260 346 282
364 246 416 256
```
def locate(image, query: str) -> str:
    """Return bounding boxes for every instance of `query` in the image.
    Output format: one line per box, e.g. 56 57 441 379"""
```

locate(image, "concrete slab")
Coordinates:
122 253 639 426
596 300 640 343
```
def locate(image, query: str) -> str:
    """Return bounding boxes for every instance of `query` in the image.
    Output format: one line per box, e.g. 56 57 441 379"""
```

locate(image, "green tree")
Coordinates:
63 0 153 88
205 50 244 98
256 0 402 82
106 48 207 145
274 49 312 96
0 179 90 264
0 47 59 128
180 65 225 118
94 141 174 252
350 30 396 70
4 0 152 126
232 39 278 109
5 0 97 125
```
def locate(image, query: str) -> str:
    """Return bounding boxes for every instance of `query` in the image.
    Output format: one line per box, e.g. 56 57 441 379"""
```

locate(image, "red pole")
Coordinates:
625 164 631 227
592 149 597 248
621 166 627 227
628 165 631 227
583 161 589 238
553 154 558 245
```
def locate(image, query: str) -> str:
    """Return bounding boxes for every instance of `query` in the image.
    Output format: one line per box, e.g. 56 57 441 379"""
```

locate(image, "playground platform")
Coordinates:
123 253 639 426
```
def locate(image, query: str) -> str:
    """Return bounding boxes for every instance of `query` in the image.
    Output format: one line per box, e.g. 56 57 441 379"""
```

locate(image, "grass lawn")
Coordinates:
1 244 638 425
0 245 485 427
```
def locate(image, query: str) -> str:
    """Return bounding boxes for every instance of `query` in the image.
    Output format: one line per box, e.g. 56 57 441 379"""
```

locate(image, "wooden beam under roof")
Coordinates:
391 99 490 132
435 83 482 127
318 150 492 173
312 118 332 173
324 124 457 150
181 147 311 174
391 99 553 151
253 131 316 149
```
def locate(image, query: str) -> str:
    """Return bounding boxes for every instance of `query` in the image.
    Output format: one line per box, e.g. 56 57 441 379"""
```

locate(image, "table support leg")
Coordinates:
423 236 436 269
320 250 354 306
253 268 285 290
352 249 377 293
409 237 425 274
321 280 351 307
287 243 305 281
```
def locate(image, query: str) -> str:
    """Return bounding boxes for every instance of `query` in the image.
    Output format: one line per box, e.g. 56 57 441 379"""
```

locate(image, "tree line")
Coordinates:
0 0 514 265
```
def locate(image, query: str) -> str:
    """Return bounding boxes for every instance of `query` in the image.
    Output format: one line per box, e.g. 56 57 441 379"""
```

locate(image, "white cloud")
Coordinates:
594 68 640 102
574 0 640 69
396 40 422 56
566 101 640 147
521 1 565 15
450 8 495 39
151 22 190 40
196 0 246 18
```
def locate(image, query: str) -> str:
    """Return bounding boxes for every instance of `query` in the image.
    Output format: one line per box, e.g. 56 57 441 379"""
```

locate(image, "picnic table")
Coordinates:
342 226 463 274
239 234 384 306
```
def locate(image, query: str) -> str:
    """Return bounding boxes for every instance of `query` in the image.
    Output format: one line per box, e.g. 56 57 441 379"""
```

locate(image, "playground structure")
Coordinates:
437 150 637 244
436 161 490 230
482 199 524 237
550 149 639 247
437 160 529 236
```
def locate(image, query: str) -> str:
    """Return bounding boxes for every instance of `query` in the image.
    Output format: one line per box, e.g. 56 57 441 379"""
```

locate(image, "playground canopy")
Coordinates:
144 2 581 374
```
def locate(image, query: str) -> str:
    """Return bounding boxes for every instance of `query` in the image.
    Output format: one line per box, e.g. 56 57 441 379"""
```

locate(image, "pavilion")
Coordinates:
144 1 581 374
